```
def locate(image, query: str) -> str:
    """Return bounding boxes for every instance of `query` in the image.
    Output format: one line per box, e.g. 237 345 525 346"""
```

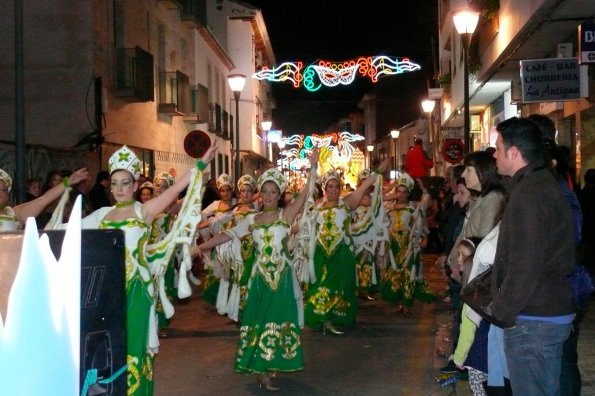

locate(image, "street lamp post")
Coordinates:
453 9 479 154
421 99 436 173
261 120 273 163
367 144 375 169
390 130 400 177
227 73 247 181
277 139 286 175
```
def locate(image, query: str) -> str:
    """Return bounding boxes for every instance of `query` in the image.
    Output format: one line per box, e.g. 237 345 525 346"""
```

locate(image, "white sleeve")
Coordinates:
223 214 253 240
202 201 219 218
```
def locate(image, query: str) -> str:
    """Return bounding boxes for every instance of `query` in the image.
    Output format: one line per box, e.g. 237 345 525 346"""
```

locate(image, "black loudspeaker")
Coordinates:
0 229 127 396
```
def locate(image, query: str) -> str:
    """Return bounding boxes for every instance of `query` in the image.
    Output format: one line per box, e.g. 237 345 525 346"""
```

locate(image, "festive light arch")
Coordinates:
277 131 365 171
277 131 367 191
253 56 421 92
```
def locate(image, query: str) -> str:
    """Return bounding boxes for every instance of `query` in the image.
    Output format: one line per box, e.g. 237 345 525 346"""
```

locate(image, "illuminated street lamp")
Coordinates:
421 99 436 114
453 9 479 154
227 73 247 181
390 129 400 176
261 120 273 162
367 144 375 168
277 139 286 174
422 98 436 142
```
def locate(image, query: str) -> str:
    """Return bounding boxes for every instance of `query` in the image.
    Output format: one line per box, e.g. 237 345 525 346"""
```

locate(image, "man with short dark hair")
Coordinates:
491 117 575 395
89 170 111 210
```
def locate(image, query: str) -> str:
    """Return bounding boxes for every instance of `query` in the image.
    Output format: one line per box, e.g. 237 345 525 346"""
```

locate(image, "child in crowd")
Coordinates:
452 238 490 396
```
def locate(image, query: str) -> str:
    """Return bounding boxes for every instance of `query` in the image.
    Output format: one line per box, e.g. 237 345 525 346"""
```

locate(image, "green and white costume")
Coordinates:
224 210 303 374
149 211 176 329
381 193 435 306
350 174 388 294
212 205 257 321
304 198 358 330
0 206 19 231
82 203 157 395
200 199 236 306
77 154 204 396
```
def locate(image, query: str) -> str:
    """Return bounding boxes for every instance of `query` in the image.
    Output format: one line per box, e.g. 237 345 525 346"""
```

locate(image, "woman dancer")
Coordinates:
194 149 318 392
304 159 389 334
136 182 154 203
381 174 435 314
199 173 236 305
350 169 388 300
211 174 260 321
80 143 217 395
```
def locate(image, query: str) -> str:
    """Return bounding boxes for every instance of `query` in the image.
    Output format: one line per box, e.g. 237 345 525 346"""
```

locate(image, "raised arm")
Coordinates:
13 167 89 224
143 141 218 223
344 158 390 210
283 148 319 223
194 232 233 257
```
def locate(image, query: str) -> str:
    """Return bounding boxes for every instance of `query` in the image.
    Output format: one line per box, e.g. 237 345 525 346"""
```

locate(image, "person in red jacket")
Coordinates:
404 138 433 178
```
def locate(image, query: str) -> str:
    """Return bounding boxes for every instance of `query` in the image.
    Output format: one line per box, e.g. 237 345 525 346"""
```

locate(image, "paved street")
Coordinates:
153 254 595 395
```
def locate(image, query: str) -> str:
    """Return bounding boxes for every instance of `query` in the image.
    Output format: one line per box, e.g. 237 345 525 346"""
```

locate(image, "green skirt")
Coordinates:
304 241 357 330
381 245 436 306
234 266 303 374
126 275 154 396
355 249 379 294
201 271 219 306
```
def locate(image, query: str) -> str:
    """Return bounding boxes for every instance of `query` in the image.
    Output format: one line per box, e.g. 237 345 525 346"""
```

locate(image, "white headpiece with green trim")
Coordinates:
108 145 141 180
237 174 256 191
216 173 233 190
0 168 12 192
258 168 287 193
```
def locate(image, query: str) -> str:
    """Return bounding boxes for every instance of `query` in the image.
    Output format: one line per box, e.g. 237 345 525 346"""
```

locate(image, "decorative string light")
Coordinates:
278 131 365 171
253 56 421 91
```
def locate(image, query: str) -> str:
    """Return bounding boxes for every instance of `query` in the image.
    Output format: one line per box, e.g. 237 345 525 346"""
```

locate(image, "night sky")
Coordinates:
245 1 439 135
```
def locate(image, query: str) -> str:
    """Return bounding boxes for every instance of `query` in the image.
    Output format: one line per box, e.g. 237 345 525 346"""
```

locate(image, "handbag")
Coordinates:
460 267 508 328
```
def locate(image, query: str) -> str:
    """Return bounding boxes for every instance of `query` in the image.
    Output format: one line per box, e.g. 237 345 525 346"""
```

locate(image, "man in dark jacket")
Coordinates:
491 117 575 395
88 170 111 210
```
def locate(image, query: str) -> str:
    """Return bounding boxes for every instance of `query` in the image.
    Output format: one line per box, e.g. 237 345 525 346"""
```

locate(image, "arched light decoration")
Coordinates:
453 9 480 35
253 56 421 92
279 131 364 169
421 99 436 113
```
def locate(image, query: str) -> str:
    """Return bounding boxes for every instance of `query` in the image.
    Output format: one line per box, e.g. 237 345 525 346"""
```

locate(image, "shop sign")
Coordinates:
441 127 464 139
520 58 581 102
579 22 595 64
